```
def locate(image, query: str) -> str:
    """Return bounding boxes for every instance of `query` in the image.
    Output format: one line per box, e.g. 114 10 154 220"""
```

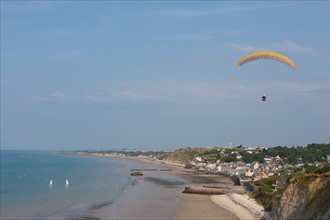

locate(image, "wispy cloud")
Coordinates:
78 79 328 104
289 82 329 96
79 90 141 102
246 81 329 97
273 41 317 55
225 40 317 56
78 80 254 103
31 92 68 101
30 80 328 105
49 92 67 99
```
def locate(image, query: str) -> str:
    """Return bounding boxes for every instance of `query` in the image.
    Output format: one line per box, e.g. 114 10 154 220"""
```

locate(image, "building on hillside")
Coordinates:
284 170 294 175
245 169 254 177
264 157 273 164
253 172 268 181
253 162 260 170
195 156 203 162
275 177 288 191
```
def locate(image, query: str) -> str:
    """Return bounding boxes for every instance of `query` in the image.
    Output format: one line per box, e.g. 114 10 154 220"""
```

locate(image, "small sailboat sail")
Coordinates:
49 179 53 185
65 179 69 185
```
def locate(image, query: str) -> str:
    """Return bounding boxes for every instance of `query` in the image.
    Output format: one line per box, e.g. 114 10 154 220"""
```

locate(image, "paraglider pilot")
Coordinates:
261 95 266 101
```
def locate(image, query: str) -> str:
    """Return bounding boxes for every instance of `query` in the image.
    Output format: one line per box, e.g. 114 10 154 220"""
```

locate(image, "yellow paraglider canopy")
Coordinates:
237 51 296 71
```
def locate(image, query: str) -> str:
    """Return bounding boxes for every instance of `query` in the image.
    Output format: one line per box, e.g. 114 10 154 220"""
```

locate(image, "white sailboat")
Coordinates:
49 179 53 187
65 179 69 186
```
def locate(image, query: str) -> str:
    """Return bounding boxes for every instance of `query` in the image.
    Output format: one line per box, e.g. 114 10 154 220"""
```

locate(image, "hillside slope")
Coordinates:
162 147 207 165
272 172 330 220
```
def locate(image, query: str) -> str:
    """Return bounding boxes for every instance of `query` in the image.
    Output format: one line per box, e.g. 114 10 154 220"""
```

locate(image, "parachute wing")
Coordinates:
237 51 296 71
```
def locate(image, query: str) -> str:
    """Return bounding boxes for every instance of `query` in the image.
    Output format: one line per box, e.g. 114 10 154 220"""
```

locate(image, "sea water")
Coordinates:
0 150 146 219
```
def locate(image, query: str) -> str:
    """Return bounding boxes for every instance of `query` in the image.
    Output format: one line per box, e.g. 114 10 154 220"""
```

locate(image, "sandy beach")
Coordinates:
89 155 267 220
93 171 182 219
211 193 266 220
175 192 235 220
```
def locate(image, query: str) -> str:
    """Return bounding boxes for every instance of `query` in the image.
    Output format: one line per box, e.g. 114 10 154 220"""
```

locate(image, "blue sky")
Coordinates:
1 1 329 150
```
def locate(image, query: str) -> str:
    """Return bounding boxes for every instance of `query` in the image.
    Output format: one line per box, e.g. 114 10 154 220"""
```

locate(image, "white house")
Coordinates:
245 169 254 177
254 162 260 170
195 156 202 162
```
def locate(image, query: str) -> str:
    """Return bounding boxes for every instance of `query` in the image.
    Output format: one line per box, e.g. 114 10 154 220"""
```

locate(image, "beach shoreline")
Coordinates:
134 156 268 220
78 153 268 220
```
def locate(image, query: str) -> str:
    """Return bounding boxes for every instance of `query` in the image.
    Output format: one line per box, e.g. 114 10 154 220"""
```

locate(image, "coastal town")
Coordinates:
76 143 330 192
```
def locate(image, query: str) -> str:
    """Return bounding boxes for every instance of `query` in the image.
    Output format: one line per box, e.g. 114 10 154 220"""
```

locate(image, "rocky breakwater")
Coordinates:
183 185 245 195
272 172 330 220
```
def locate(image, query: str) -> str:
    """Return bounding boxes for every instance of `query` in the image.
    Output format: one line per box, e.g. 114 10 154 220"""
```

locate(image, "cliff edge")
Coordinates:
271 172 330 220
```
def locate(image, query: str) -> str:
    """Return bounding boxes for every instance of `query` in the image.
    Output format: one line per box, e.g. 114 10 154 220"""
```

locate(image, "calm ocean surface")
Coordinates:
0 150 149 219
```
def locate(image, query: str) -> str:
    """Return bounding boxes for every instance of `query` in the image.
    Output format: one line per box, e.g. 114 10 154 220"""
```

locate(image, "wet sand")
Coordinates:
88 155 241 220
93 170 183 219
